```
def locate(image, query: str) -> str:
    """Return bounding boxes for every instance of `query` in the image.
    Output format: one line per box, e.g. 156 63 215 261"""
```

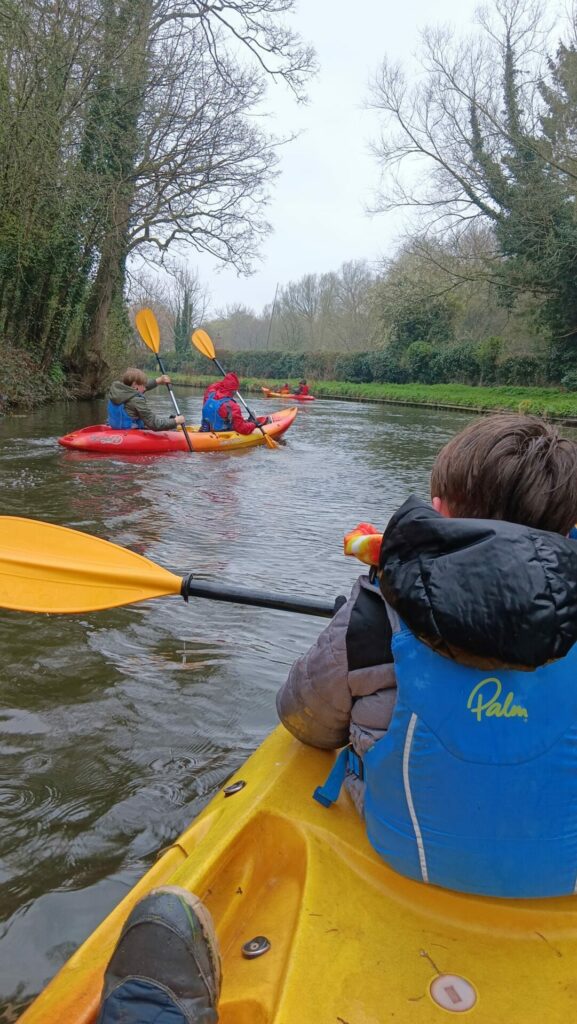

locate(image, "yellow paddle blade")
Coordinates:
135 308 161 354
191 328 215 359
0 518 182 613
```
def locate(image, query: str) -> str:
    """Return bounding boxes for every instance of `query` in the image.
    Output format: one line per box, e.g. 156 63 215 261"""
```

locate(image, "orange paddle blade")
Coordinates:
135 308 161 354
0 518 182 613
191 328 215 359
343 523 383 567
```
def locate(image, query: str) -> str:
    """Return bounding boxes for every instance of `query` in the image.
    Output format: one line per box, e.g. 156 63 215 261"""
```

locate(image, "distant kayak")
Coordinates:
261 387 315 402
19 724 577 1023
58 407 298 454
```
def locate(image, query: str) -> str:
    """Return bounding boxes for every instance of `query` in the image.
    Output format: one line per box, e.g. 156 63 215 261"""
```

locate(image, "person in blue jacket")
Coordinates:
200 372 266 434
95 413 577 1024
279 413 577 899
107 368 185 430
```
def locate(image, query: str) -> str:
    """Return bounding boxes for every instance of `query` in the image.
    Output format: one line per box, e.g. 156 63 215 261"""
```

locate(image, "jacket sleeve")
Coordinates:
223 400 257 434
125 394 177 431
276 576 395 750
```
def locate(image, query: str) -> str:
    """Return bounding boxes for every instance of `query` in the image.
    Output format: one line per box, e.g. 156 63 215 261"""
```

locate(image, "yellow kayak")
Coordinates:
20 725 577 1023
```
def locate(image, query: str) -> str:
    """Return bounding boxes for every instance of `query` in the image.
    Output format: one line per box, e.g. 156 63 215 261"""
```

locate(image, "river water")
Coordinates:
0 390 474 1017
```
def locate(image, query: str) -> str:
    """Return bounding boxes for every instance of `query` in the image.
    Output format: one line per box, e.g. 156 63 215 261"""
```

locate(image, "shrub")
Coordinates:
334 353 373 382
434 345 480 385
477 336 502 385
496 356 546 386
405 341 439 384
367 350 408 383
1 347 70 409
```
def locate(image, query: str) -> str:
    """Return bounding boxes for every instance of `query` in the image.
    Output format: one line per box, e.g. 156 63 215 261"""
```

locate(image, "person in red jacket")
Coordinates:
201 372 265 434
293 379 309 396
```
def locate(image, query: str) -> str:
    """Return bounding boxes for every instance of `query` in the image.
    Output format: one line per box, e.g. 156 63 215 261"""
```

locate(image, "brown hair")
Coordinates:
122 368 148 387
430 414 577 535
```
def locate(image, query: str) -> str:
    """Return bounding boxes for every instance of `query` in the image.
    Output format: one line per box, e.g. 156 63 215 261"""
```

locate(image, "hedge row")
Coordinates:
170 375 577 419
158 345 556 387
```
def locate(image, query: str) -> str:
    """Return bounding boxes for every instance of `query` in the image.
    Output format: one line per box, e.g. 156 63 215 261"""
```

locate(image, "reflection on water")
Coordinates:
0 390 477 1016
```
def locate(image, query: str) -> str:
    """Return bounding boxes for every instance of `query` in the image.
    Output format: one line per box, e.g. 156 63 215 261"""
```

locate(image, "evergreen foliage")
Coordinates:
0 0 315 400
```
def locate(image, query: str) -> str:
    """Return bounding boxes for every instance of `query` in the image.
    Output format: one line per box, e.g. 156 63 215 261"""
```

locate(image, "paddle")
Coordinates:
135 308 194 453
190 328 279 450
0 517 337 617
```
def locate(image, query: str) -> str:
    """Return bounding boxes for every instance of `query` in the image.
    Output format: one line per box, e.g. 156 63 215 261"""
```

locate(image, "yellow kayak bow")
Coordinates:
19 725 577 1023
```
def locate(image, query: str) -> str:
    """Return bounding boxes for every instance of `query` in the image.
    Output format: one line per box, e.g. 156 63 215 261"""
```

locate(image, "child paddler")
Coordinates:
277 413 577 898
107 369 185 431
200 372 267 434
95 413 577 1024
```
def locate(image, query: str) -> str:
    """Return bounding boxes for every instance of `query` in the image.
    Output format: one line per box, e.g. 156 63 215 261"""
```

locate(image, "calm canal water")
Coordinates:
0 390 477 1017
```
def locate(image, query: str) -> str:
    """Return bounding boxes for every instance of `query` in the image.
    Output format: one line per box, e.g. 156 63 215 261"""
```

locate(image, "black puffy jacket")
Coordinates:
380 495 577 670
278 495 577 758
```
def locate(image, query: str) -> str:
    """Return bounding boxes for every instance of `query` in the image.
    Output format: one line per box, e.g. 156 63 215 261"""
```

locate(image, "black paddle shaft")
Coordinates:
155 354 194 453
181 575 343 618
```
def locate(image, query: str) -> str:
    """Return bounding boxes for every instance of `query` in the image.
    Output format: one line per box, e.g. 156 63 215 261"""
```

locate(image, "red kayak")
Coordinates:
58 407 298 454
261 387 315 402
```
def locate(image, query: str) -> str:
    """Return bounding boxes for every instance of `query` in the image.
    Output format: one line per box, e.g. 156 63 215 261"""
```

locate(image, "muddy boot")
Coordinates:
97 885 221 1024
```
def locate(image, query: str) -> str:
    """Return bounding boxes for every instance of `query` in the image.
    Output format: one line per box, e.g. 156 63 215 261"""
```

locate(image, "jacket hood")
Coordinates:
211 373 239 398
109 381 138 404
379 496 577 670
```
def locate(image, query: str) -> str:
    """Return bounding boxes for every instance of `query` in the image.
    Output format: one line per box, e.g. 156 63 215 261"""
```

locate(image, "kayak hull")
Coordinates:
20 725 577 1023
261 387 315 402
58 408 297 454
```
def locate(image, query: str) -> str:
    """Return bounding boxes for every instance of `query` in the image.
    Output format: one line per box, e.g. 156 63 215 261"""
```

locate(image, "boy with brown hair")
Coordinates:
92 414 577 1024
108 368 185 431
278 414 577 898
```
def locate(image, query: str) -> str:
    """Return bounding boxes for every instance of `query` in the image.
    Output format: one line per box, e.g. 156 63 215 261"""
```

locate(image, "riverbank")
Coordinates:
172 375 577 423
2 347 69 411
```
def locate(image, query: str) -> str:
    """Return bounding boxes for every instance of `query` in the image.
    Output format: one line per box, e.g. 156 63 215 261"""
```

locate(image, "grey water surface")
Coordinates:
0 390 475 1018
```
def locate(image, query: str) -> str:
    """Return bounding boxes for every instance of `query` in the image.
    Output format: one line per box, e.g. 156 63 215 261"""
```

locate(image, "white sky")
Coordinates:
193 0 479 316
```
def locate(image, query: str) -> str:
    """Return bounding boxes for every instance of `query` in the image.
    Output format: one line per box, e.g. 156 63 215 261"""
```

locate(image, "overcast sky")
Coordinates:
193 0 479 316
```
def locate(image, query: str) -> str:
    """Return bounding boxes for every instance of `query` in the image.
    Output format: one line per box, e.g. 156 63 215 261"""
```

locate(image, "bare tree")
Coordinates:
0 0 316 393
368 0 552 228
333 260 377 350
167 264 210 335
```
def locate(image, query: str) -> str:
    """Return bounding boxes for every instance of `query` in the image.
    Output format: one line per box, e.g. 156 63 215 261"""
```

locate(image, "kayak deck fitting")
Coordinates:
58 407 297 454
20 725 577 1023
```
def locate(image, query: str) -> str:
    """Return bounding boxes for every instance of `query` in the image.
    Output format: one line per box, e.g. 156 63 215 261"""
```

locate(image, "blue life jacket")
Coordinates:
201 394 232 432
316 617 577 898
107 399 145 430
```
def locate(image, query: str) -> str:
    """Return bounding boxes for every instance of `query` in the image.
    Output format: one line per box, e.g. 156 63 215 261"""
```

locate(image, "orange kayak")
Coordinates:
58 407 298 454
261 387 315 402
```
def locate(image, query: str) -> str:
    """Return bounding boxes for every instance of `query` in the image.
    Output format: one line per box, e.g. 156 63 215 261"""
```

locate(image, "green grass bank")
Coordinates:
172 375 577 423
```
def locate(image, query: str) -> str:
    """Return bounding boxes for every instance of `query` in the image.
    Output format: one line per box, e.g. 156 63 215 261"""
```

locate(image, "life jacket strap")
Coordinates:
313 746 364 808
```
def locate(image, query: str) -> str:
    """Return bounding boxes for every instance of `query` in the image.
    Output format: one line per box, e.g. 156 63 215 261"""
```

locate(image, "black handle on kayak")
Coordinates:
181 576 342 618
155 354 194 454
